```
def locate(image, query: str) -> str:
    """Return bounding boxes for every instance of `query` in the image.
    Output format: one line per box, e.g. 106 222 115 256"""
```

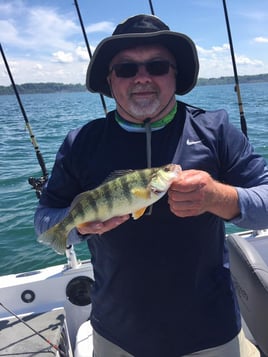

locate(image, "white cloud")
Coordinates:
34 63 43 70
25 7 79 50
75 46 90 61
0 3 80 53
52 51 74 63
0 20 24 46
51 47 90 63
197 43 267 78
196 43 230 56
0 57 87 85
254 37 268 43
0 1 24 16
235 55 263 67
86 21 114 33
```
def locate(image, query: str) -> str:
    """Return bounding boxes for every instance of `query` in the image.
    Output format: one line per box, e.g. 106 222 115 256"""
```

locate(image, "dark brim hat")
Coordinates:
86 14 199 97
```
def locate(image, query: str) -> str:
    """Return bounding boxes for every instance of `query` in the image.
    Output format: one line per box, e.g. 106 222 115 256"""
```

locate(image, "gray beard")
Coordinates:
128 97 161 119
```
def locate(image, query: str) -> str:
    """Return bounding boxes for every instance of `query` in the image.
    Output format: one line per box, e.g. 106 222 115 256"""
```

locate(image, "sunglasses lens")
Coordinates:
146 60 170 75
112 60 173 78
113 63 138 78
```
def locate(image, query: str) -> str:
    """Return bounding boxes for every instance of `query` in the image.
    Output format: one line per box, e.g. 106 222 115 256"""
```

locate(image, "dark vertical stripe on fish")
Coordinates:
139 170 150 187
74 201 86 222
120 174 133 204
86 191 99 217
103 182 114 212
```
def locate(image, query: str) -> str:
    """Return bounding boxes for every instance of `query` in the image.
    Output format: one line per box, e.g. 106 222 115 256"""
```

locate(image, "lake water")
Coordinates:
0 82 267 275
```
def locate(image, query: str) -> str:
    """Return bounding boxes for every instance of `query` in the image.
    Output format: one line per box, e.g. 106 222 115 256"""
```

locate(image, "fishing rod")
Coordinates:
222 0 248 138
0 301 66 356
74 0 108 115
148 0 155 15
0 43 48 198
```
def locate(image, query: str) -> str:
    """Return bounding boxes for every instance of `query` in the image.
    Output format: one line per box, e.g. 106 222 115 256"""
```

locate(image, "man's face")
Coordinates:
108 44 177 123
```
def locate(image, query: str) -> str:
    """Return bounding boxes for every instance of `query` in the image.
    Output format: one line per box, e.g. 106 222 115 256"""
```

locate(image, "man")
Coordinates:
35 14 268 357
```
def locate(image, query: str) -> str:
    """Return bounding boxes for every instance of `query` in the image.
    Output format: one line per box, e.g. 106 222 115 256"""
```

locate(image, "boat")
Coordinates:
1 1 268 356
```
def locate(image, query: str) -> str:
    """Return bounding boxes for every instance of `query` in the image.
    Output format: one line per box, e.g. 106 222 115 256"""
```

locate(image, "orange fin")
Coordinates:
76 222 89 229
132 207 147 220
131 187 151 199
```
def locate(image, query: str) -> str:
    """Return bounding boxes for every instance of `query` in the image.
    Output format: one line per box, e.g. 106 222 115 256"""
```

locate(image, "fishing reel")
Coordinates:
28 175 48 199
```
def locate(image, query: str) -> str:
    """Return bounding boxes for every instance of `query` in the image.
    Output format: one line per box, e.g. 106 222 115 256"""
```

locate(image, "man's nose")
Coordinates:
134 64 152 82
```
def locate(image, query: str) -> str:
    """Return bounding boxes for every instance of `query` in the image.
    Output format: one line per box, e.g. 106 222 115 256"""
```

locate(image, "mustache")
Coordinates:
129 84 158 94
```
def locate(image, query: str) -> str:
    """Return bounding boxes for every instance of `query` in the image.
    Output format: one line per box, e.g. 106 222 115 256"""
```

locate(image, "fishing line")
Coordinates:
222 0 248 138
74 0 108 116
0 301 66 356
0 43 48 198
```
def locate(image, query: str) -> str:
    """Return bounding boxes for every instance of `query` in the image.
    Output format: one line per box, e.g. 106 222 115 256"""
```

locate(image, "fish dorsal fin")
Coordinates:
103 169 135 183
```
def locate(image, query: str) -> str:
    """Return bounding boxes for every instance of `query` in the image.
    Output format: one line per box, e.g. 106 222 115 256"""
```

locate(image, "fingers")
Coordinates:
168 197 203 217
168 191 204 217
168 170 211 217
170 170 206 193
77 215 130 235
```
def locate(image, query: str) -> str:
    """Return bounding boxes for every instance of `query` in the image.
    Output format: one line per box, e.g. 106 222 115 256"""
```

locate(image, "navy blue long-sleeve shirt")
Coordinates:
35 102 268 356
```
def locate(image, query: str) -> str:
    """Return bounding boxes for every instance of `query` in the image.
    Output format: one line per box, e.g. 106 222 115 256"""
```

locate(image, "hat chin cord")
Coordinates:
110 85 176 216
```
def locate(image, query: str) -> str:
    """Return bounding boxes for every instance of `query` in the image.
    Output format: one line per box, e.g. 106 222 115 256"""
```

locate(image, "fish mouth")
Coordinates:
168 163 181 174
151 187 165 195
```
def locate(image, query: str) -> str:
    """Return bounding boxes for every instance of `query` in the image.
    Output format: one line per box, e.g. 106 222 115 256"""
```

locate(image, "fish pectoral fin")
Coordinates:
76 222 89 229
131 187 151 199
132 207 147 220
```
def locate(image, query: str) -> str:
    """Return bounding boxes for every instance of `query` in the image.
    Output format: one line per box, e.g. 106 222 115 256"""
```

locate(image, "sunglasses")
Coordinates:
110 60 176 78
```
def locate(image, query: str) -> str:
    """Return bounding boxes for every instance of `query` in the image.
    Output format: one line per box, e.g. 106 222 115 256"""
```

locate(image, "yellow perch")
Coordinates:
38 164 181 254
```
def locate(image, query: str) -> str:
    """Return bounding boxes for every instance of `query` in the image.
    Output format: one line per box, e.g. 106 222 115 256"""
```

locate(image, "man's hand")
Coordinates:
77 215 130 235
168 169 240 220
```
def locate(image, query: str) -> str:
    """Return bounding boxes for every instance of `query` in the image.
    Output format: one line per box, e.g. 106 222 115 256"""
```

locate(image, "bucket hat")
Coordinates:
86 14 199 97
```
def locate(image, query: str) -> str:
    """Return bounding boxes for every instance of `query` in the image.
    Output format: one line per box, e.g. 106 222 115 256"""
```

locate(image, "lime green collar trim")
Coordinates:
115 103 177 130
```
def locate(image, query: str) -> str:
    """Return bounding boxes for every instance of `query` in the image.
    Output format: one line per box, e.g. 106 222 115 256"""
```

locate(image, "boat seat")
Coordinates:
227 234 268 356
74 320 93 357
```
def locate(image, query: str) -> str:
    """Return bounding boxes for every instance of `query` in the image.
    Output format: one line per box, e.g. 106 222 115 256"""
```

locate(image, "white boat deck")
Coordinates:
0 309 66 356
0 258 94 357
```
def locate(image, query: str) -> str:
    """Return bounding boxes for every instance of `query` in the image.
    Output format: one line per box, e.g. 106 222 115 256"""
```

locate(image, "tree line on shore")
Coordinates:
1 74 268 95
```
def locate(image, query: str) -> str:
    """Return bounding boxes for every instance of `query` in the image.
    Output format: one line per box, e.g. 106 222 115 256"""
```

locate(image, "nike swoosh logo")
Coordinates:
186 139 202 146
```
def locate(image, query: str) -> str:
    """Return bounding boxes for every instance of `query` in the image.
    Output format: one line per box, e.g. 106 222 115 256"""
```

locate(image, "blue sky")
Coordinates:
1 0 268 85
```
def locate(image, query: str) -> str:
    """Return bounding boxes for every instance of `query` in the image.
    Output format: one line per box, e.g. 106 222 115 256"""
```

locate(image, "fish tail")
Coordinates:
37 221 69 255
